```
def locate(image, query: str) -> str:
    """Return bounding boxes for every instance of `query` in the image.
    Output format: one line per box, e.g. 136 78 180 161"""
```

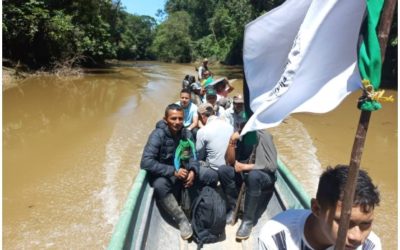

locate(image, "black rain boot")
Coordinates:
236 193 259 240
223 183 238 225
160 193 193 240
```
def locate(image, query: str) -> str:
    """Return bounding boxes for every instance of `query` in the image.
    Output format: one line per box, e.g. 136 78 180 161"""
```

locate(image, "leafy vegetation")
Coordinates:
149 11 192 62
2 0 397 85
3 0 156 68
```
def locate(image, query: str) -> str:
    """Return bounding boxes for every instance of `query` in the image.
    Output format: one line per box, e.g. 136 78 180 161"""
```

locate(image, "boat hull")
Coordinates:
109 159 310 250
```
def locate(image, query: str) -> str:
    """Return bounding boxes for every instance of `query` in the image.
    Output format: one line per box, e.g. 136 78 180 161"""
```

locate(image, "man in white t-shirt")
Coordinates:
196 103 233 170
258 165 381 250
195 103 237 203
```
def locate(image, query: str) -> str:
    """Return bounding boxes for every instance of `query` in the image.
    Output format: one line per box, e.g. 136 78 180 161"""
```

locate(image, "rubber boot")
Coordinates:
160 193 193 240
236 193 259 240
223 183 238 225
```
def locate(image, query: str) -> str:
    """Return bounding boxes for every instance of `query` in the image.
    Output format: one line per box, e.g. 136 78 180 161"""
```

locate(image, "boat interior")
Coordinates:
121 163 310 250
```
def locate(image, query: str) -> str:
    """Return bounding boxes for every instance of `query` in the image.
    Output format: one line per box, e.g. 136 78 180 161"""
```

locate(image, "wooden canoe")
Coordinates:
108 159 310 250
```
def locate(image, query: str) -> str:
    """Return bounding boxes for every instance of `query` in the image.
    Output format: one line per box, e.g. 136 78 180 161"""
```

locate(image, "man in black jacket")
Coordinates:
141 103 199 240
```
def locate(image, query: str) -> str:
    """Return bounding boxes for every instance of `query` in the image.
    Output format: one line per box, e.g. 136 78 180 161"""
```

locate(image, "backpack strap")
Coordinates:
191 190 203 235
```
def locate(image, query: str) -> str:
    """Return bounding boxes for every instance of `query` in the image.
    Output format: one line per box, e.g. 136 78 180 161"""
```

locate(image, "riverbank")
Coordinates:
2 64 85 92
2 58 231 92
2 67 26 91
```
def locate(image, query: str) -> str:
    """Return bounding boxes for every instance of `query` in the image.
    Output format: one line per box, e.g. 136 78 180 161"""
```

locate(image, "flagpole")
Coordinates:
334 0 396 249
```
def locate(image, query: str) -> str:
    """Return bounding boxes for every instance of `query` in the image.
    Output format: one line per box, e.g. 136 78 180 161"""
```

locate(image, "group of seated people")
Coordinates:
176 87 242 136
178 62 242 139
139 60 382 249
185 58 236 103
141 98 277 240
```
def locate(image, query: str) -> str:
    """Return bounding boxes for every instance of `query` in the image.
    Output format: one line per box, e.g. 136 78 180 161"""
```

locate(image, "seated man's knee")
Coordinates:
246 170 261 182
246 170 276 196
218 165 235 179
199 167 219 187
152 177 173 199
217 165 236 187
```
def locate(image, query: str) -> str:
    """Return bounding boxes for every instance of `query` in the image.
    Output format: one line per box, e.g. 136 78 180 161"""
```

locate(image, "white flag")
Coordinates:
241 0 365 135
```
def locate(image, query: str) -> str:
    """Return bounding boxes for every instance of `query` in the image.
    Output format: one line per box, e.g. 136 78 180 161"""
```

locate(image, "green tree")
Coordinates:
3 0 122 67
3 0 50 65
165 0 218 39
150 11 192 62
116 14 157 60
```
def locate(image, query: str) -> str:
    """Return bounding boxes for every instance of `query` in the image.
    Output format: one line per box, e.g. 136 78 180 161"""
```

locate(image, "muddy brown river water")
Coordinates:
3 61 397 249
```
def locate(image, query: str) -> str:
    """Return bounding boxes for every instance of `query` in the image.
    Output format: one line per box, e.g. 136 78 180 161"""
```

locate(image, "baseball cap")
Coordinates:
206 88 217 96
198 103 213 114
233 95 244 104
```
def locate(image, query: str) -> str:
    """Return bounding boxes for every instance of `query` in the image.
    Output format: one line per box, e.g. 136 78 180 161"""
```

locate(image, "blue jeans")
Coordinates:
244 170 276 196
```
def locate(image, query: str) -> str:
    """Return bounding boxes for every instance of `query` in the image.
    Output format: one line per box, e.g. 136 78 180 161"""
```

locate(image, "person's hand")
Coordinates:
234 161 242 173
230 131 240 142
184 170 195 188
174 168 188 180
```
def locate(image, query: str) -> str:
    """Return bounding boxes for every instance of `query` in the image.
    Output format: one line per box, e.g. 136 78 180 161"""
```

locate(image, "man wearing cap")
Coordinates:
205 88 226 118
197 58 209 81
225 95 247 132
218 97 230 109
196 103 239 221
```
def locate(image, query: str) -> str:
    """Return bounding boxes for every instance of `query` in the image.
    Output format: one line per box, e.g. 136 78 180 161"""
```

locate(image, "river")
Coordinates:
3 61 397 249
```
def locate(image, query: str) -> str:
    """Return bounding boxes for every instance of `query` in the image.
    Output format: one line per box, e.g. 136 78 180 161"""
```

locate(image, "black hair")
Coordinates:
164 103 183 117
180 88 191 95
316 165 380 212
215 81 226 90
188 75 196 84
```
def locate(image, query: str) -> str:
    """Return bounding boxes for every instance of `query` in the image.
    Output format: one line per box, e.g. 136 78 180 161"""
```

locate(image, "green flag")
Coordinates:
358 0 385 111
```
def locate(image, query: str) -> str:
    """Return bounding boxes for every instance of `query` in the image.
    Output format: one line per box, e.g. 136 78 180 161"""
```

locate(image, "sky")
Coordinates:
120 0 166 18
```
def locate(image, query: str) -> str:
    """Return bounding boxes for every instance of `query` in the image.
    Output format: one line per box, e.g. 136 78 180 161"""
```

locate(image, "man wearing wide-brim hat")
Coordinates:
225 94 246 132
208 77 236 101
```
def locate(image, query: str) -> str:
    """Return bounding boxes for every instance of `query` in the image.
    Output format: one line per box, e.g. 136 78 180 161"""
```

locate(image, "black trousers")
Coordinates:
150 170 212 200
151 175 184 200
199 165 277 196
243 169 276 196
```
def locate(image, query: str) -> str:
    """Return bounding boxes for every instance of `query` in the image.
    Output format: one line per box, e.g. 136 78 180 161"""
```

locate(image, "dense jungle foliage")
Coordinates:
2 0 398 85
3 0 157 68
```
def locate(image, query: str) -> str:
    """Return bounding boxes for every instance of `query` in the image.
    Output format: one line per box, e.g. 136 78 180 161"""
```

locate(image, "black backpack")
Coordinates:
191 186 226 249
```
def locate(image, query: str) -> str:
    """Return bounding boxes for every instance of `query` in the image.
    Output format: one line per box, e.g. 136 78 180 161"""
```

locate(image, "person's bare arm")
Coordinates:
225 131 240 165
225 140 236 166
234 160 254 173
188 115 199 130
198 119 205 128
